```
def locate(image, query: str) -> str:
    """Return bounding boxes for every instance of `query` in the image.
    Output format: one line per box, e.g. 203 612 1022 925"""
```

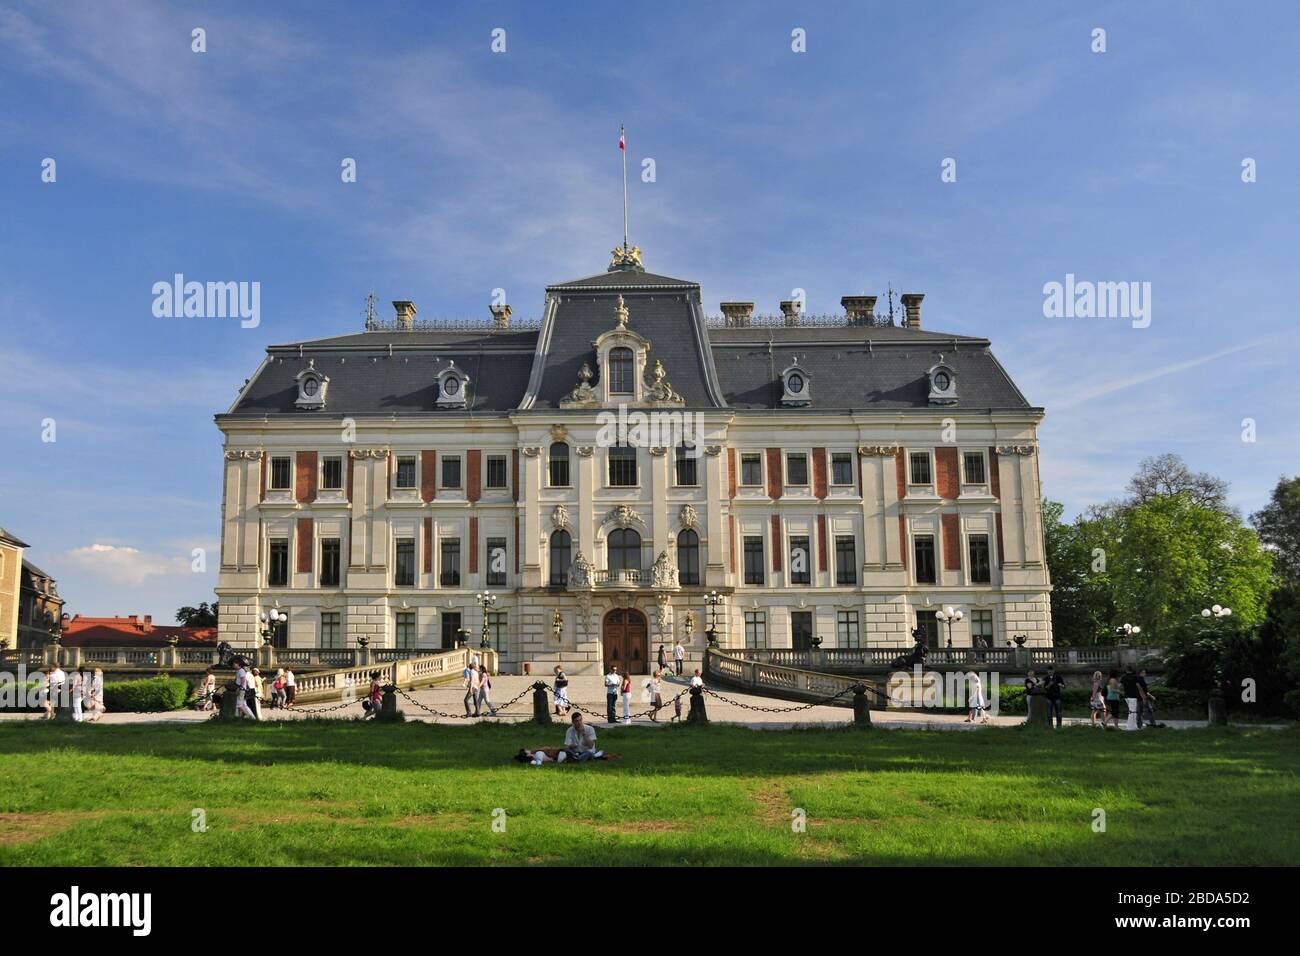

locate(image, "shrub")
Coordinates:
102 675 190 712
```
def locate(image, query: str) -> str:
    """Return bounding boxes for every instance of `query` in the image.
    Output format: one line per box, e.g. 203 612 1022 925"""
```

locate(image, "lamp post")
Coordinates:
1115 622 1141 642
1201 604 1233 621
476 591 497 648
704 591 722 647
935 606 963 649
259 608 287 646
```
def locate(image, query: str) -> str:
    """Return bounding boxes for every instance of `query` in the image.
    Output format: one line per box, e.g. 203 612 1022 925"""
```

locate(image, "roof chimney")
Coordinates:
719 302 754 327
393 300 417 331
900 293 924 330
841 295 877 326
490 303 512 330
779 300 803 326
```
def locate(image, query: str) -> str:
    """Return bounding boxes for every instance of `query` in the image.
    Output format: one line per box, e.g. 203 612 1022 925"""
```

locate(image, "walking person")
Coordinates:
1138 669 1159 727
365 670 383 718
198 667 217 711
1043 665 1065 728
1089 670 1106 728
673 640 685 677
463 660 481 716
477 664 497 716
43 664 66 720
1120 665 1144 731
1023 669 1040 699
86 668 105 722
284 667 296 708
234 660 257 720
552 665 570 716
271 669 286 709
604 665 620 724
1105 669 1122 729
620 671 632 723
250 668 265 719
648 670 664 722
965 672 988 723
657 644 668 674
70 666 85 723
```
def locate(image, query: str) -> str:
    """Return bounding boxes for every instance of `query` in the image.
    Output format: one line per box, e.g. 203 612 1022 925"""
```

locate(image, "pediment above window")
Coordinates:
435 361 470 409
294 362 330 409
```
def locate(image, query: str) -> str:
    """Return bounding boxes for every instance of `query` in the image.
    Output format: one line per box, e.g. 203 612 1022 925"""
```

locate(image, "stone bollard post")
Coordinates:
1026 692 1051 727
379 684 400 721
688 687 708 724
257 643 276 671
218 679 240 719
53 682 76 723
1207 688 1227 726
852 685 872 728
532 682 552 724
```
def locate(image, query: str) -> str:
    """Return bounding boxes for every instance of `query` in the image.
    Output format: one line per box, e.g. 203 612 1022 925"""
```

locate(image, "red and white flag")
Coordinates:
618 129 625 150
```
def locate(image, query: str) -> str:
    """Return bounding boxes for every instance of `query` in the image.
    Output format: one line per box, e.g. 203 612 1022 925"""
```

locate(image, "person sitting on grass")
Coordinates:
564 711 605 762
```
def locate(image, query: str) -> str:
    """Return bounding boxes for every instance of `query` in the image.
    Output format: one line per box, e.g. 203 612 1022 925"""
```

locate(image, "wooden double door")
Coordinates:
602 609 649 675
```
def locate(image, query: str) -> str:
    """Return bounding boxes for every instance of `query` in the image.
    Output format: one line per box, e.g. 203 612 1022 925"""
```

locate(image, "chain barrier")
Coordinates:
701 684 861 713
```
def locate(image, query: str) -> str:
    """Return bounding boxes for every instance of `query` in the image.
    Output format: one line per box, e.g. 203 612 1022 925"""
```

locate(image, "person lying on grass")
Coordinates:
514 744 621 766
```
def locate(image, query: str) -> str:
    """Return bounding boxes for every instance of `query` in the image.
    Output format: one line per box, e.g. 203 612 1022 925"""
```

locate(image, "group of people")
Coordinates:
603 664 703 724
218 660 298 719
1089 665 1159 730
39 664 105 722
1023 665 1068 726
461 654 496 716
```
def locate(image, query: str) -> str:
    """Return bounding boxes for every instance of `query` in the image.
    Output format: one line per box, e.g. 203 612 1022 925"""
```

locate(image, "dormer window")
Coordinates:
436 362 470 409
294 363 329 410
780 363 811 407
609 348 634 393
591 295 652 405
927 359 957 405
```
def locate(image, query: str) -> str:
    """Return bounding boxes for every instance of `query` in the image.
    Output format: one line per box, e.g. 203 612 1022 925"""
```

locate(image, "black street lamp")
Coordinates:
935 605 963 649
476 591 498 648
704 590 723 647
259 608 287 646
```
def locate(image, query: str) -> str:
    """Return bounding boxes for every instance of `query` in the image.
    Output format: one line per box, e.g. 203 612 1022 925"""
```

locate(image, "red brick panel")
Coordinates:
895 450 906 499
936 447 960 499
816 514 828 572
765 448 783 499
423 516 433 573
942 513 962 571
295 451 317 503
988 446 1001 498
812 448 828 500
512 449 520 502
421 451 437 502
467 450 482 503
771 515 782 572
295 517 313 573
727 448 737 499
469 516 479 573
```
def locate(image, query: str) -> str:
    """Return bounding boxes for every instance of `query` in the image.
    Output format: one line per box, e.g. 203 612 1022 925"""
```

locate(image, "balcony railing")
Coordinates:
589 569 651 586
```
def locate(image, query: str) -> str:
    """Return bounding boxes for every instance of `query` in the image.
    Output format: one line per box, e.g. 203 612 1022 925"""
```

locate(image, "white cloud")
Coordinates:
64 543 191 585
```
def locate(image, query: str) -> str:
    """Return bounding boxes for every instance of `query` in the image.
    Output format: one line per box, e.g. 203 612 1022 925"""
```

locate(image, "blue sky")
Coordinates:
1 0 1297 621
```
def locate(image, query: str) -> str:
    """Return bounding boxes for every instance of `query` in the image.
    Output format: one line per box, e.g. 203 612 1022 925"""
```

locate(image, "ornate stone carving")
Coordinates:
995 445 1036 456
603 505 643 529
574 445 594 457
551 504 571 531
349 448 389 459
224 450 263 460
858 444 901 457
678 503 700 531
653 600 674 631
520 446 541 457
704 445 722 456
568 550 594 588
651 548 679 590
645 358 684 405
550 424 569 441
649 446 668 456
560 363 599 408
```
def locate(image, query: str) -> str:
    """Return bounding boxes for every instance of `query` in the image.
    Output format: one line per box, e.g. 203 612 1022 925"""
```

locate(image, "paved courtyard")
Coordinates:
0 674 1258 730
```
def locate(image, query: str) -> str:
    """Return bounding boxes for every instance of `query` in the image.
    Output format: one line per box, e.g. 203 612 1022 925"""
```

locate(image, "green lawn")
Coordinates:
1 721 1296 865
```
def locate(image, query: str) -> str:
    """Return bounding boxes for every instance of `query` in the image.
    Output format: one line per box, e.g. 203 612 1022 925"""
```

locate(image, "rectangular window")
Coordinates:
744 611 767 649
963 452 986 485
486 537 507 586
440 539 461 587
789 535 811 585
836 610 860 648
394 538 416 587
743 536 764 585
831 453 853 486
268 538 289 586
487 611 507 647
909 452 932 485
968 533 992 584
740 453 763 486
786 453 808 486
970 609 994 648
320 538 341 587
441 457 461 489
608 446 637 487
440 612 462 650
915 611 940 649
675 446 698 486
395 456 417 489
270 456 292 490
395 611 416 649
913 534 937 584
321 456 343 490
486 455 508 490
549 447 570 487
834 535 857 585
320 612 341 649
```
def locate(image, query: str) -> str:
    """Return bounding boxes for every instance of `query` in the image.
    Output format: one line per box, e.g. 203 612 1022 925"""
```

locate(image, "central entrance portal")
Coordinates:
602 609 649 675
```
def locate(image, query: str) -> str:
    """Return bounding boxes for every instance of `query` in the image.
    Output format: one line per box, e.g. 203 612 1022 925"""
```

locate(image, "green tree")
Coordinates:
1251 475 1300 586
1042 499 1116 645
175 602 219 627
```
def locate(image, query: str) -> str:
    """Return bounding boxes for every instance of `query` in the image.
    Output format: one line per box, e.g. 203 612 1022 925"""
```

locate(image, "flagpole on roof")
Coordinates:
621 124 629 252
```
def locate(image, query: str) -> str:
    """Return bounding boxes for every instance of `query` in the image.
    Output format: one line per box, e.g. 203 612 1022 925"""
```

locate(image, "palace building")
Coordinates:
215 246 1052 674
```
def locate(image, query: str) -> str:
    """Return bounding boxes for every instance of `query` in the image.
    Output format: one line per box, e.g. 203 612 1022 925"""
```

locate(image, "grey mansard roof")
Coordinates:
218 263 1037 420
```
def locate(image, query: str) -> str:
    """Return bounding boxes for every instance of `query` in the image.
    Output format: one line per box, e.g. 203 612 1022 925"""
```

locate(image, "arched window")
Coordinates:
608 347 634 394
608 528 642 572
549 530 571 587
677 529 700 586
548 442 570 487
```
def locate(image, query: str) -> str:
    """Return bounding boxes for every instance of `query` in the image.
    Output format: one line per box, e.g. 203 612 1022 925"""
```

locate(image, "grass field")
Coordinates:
1 721 1296 866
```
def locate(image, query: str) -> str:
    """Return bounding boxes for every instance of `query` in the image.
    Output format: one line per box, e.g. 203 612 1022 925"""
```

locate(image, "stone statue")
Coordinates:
560 363 598 407
568 550 594 588
651 548 678 589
